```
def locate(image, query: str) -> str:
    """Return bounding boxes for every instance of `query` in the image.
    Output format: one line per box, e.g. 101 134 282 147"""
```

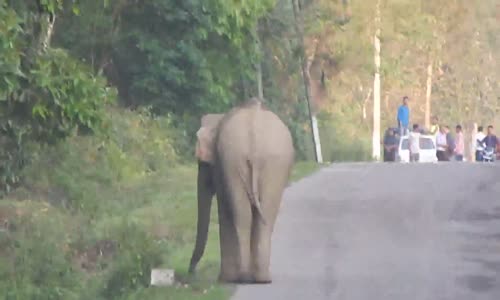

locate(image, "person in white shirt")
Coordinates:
474 126 486 162
409 124 421 162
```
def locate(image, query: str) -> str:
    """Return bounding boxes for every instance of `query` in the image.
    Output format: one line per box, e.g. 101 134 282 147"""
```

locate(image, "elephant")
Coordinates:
188 97 295 284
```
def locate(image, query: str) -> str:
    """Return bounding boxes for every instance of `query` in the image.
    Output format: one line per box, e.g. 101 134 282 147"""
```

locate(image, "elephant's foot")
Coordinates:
253 278 272 284
237 272 256 284
218 271 239 284
218 272 264 285
252 271 272 284
218 275 271 285
218 276 254 284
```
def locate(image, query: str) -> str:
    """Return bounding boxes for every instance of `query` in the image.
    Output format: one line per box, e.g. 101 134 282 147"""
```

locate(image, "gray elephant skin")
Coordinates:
188 98 295 284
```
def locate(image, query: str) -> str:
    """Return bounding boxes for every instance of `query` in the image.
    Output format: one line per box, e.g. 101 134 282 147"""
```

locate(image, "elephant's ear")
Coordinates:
195 114 225 164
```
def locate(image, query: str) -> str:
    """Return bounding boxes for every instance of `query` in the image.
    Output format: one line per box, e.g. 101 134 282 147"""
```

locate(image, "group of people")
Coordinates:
382 96 500 162
410 122 461 162
473 125 499 162
432 120 465 162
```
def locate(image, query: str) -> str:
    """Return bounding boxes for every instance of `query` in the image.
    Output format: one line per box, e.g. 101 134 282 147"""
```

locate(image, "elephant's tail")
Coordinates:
250 159 266 224
242 99 266 224
239 160 266 225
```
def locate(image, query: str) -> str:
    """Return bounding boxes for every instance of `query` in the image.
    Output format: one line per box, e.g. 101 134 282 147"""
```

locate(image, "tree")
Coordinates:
292 0 323 163
0 0 116 194
54 0 277 116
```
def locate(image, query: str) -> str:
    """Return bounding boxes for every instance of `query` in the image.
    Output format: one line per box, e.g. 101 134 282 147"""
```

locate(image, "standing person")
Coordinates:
475 126 486 162
454 125 465 161
436 126 449 161
497 137 500 160
429 116 439 136
397 96 410 136
409 124 420 162
482 125 498 155
383 129 398 162
445 126 455 161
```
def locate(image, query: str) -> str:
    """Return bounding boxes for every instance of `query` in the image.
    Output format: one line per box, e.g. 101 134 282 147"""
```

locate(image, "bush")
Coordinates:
318 113 372 162
19 106 180 216
0 202 83 300
0 107 228 300
100 221 164 299
0 3 116 196
0 203 168 300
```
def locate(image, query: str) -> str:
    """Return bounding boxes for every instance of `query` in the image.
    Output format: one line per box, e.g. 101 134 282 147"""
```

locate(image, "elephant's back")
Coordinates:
216 103 294 163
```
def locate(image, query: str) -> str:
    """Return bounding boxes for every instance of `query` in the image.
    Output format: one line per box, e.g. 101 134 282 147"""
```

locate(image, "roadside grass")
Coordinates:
290 161 323 182
0 161 227 299
0 108 321 299
0 109 226 300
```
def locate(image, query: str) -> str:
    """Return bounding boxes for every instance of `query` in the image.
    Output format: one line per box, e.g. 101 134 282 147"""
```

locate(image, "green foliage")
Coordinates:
318 116 372 162
0 1 116 195
22 107 179 215
0 202 84 300
54 0 277 115
290 161 322 182
28 49 116 141
0 108 223 299
100 222 164 299
0 3 23 101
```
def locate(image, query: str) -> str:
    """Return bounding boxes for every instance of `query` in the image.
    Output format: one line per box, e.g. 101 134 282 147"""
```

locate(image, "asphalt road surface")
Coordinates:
232 162 500 300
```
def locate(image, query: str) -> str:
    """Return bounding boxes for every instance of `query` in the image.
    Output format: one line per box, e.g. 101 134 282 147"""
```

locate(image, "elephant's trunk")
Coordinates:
189 161 215 274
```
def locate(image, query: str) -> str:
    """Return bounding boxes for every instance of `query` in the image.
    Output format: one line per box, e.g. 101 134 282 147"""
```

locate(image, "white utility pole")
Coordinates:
372 0 381 161
311 114 323 163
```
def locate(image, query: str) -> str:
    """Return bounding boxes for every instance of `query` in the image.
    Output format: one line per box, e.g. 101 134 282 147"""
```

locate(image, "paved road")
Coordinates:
232 162 500 300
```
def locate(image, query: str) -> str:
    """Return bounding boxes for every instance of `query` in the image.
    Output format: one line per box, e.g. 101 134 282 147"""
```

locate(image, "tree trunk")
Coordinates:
39 13 55 53
292 0 323 163
471 123 478 162
255 29 264 99
240 74 249 100
24 11 55 68
256 62 264 99
424 60 433 129
372 0 381 161
363 88 372 121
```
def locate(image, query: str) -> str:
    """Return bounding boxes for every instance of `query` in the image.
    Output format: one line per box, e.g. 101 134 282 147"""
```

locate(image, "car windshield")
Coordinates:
400 137 435 150
420 138 435 149
401 139 409 150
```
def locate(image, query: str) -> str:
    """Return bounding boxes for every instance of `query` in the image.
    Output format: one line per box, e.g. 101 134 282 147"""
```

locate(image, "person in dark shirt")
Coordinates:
482 125 498 152
445 125 455 160
383 129 398 162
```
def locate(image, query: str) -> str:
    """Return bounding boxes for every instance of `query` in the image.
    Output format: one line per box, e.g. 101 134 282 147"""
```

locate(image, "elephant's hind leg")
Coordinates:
233 181 254 282
216 196 239 283
218 169 254 283
250 159 290 283
251 213 274 284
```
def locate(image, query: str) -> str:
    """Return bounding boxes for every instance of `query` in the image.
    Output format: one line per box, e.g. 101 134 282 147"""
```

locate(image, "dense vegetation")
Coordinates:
0 0 498 299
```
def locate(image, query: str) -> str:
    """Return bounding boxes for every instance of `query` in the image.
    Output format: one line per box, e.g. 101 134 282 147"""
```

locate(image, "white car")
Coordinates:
396 134 438 163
